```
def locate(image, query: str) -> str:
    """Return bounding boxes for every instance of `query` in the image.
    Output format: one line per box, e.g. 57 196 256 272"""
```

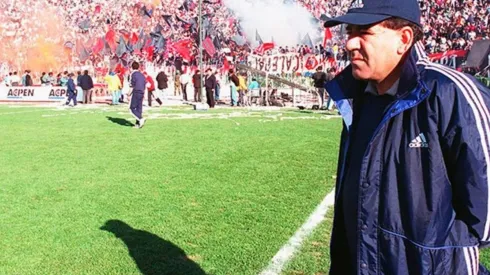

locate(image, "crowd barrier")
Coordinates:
0 84 109 102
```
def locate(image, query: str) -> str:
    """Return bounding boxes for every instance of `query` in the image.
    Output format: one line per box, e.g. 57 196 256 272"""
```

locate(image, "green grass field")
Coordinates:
1 104 489 275
0 105 341 275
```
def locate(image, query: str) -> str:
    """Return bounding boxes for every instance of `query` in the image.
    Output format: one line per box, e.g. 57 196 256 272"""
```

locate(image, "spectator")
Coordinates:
180 71 191 101
228 69 239 107
156 70 168 102
116 70 125 103
204 68 216 108
105 71 122 105
59 71 69 87
237 72 248 106
76 71 83 98
192 70 202 102
21 70 28 86
143 71 157 107
311 66 328 108
174 72 182 99
47 72 56 86
11 72 20 86
40 72 47 85
1 0 489 81
56 73 62 86
80 70 94 104
3 73 12 86
214 72 221 101
25 70 33 86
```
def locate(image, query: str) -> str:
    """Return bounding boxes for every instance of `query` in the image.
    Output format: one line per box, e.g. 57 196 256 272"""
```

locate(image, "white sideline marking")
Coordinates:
259 189 336 275
0 109 46 116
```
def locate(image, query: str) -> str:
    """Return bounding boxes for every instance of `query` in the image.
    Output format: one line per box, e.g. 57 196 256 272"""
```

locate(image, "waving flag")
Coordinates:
105 29 117 51
302 33 314 48
203 37 216 57
323 28 333 47
130 32 139 45
134 29 145 50
256 42 275 55
162 15 173 27
169 39 193 61
255 30 263 44
103 39 112 56
79 46 90 62
213 36 222 50
120 30 131 42
223 56 230 71
232 35 246 46
145 46 155 61
155 37 166 53
142 6 153 17
116 37 127 57
92 37 104 54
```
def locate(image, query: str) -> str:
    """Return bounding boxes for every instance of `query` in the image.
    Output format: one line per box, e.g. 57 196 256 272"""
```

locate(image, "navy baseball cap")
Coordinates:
324 0 421 28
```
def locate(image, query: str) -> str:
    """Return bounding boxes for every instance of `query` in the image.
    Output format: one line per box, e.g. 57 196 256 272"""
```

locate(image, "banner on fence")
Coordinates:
429 50 467 69
0 84 108 102
247 54 335 73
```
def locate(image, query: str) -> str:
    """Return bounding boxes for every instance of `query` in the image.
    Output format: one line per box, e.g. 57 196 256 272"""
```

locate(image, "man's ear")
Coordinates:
397 26 414 55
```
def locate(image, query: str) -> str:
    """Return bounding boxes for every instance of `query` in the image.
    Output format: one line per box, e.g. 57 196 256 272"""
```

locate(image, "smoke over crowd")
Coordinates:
223 0 321 46
0 2 70 72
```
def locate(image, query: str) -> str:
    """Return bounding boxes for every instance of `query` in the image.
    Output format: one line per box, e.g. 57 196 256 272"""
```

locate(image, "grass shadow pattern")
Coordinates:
100 220 206 275
106 116 135 127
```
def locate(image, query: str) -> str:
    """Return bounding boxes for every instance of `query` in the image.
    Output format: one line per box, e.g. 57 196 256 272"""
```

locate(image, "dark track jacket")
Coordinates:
326 41 490 275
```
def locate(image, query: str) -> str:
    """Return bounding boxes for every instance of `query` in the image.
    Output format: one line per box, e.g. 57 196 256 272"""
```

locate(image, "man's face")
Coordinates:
345 23 403 81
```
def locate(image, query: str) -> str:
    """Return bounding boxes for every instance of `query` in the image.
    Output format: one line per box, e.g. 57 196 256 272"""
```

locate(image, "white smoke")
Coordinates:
222 0 321 47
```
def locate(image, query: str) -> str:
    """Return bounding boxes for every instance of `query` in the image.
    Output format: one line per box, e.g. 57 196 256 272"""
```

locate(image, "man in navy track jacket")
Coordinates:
324 0 490 274
129 62 147 129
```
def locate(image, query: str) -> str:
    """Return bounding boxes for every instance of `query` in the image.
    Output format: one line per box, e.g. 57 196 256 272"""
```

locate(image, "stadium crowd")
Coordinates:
0 0 489 84
298 0 490 53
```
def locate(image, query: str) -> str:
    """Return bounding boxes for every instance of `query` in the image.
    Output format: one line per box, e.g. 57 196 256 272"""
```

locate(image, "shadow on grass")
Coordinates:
100 220 206 275
293 110 339 116
295 110 315 114
106 116 135 127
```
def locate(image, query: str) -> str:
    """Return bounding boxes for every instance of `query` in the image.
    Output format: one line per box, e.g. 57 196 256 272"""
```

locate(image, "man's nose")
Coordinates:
345 35 361 52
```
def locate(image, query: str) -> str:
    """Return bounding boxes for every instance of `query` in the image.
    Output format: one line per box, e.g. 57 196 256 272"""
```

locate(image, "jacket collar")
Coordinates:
325 41 428 129
329 42 425 100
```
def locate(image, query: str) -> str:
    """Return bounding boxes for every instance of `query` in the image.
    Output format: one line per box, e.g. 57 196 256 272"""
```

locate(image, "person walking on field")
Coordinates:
156 70 168 104
128 62 147 129
323 0 490 274
65 73 77 107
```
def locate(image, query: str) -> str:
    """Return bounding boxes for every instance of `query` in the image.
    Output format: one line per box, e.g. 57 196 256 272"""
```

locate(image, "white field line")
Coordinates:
259 189 336 275
0 109 47 116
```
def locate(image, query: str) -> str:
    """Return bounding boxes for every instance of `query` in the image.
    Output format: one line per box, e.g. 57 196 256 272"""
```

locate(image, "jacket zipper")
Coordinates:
353 85 426 274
